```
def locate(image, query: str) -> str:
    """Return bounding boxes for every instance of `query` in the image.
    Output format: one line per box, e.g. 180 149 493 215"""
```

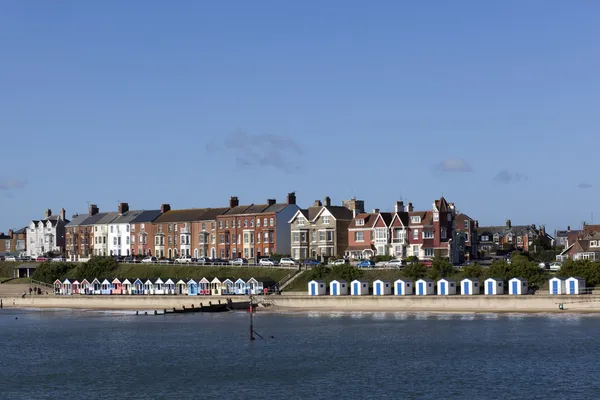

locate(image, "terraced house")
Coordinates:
129 208 164 257
216 193 299 260
65 209 96 261
26 208 69 257
0 228 26 256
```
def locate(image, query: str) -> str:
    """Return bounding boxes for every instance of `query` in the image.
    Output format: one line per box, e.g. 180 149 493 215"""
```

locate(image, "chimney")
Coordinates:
60 208 66 221
267 199 276 206
353 209 357 218
229 196 239 208
506 219 511 229
161 204 171 214
395 201 404 213
0 232 4 236
8 229 13 237
475 220 479 228
287 192 296 205
567 225 571 232
406 203 414 212
324 197 331 207
89 204 99 217
313 200 322 207
118 202 129 215
45 208 52 218
372 208 380 214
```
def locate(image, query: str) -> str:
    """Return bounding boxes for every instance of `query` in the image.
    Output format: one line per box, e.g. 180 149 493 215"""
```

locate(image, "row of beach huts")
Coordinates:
52 277 278 296
308 277 588 296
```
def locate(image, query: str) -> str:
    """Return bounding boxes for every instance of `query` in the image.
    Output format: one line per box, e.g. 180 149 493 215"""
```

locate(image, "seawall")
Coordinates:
0 295 250 310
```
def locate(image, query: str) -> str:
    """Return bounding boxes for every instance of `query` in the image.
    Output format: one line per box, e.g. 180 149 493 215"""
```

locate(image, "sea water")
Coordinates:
1 309 598 399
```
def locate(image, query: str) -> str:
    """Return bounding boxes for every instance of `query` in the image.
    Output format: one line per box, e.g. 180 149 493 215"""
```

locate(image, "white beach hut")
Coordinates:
351 280 369 296
222 278 234 295
62 279 72 295
164 279 175 295
91 278 101 295
509 277 527 295
461 278 480 295
154 278 165 295
330 280 348 296
437 278 456 295
176 279 188 295
122 279 132 295
566 277 586 295
210 277 222 295
308 280 326 296
549 277 564 295
484 278 504 295
394 279 413 296
416 279 435 296
373 280 391 296
144 279 153 295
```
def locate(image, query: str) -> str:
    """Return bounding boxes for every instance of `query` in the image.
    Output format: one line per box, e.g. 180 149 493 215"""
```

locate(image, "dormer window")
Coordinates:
356 219 365 226
410 216 421 224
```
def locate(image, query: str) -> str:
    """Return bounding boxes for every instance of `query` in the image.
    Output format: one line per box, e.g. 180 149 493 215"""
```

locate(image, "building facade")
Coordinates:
26 208 69 257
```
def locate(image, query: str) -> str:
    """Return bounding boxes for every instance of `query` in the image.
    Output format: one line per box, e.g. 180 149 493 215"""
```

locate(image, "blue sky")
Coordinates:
1 0 599 233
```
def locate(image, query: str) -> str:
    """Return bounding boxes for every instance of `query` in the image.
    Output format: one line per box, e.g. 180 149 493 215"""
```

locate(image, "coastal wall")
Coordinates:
0 295 250 310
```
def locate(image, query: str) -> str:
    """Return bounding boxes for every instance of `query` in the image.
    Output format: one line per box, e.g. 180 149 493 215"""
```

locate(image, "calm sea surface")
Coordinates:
1 309 599 399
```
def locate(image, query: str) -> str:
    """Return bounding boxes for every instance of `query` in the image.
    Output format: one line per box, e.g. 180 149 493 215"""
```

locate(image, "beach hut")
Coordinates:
112 278 123 295
53 279 62 295
566 277 586 295
416 279 434 296
329 280 348 296
144 279 153 295
394 279 413 296
245 277 259 295
437 278 456 295
351 280 369 296
373 280 391 296
222 278 234 295
308 280 327 296
132 278 144 295
122 279 131 295
71 279 80 295
80 279 91 295
62 279 72 295
100 279 112 295
187 279 198 296
461 278 480 295
154 278 165 295
210 277 222 295
484 278 504 295
509 277 527 295
234 278 247 295
91 278 102 295
176 279 187 295
199 277 211 295
549 277 564 295
164 279 175 295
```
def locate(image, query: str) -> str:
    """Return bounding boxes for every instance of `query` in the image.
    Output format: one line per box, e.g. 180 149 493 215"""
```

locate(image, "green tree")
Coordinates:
330 264 363 282
74 256 119 280
405 256 419 265
427 257 455 281
308 264 331 280
461 263 484 280
403 262 427 281
33 262 73 284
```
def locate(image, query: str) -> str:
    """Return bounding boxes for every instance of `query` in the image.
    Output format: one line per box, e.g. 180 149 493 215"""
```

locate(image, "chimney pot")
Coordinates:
372 208 380 213
60 208 66 221
45 208 52 218
567 225 571 231
267 199 276 206
287 192 296 205
395 201 404 213
324 197 331 207
229 196 239 208
406 203 414 212
313 200 322 207
161 204 171 214
118 202 129 215
89 204 99 217
506 219 511 229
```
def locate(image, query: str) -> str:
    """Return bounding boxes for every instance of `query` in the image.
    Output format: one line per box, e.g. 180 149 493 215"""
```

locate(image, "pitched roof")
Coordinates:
434 197 449 212
408 211 431 226
111 210 150 224
379 212 394 226
65 213 93 227
90 212 120 225
14 227 27 234
348 213 378 229
153 208 229 223
81 212 111 226
130 210 163 224
262 203 289 214
323 205 353 220
223 204 269 216
477 224 536 236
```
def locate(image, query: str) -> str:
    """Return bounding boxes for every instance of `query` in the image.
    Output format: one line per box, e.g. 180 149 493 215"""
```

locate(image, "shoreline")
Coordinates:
3 294 600 314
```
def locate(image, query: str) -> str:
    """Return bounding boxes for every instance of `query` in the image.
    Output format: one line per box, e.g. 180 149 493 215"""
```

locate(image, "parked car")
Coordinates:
123 256 135 263
159 259 172 264
357 260 375 268
302 259 320 266
36 256 48 262
385 259 405 268
210 258 227 265
331 259 349 266
375 261 388 267
4 256 17 262
141 256 157 264
230 258 248 265
279 258 298 266
549 262 562 271
52 257 66 262
175 256 192 264
259 258 279 266
196 257 211 265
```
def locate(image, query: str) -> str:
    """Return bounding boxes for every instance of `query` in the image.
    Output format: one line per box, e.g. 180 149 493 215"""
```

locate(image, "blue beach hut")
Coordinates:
308 280 326 296
329 280 348 296
437 278 456 295
100 279 112 295
509 277 527 295
394 279 413 296
549 277 564 295
484 278 504 295
187 279 198 296
133 278 144 295
416 279 434 296
461 278 479 295
373 280 391 296
234 278 247 295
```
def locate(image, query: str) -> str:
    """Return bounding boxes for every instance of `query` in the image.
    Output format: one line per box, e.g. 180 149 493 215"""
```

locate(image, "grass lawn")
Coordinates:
285 269 411 292
65 263 292 282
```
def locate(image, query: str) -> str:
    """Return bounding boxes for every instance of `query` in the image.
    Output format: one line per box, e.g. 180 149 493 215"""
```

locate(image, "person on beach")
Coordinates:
28 287 32 295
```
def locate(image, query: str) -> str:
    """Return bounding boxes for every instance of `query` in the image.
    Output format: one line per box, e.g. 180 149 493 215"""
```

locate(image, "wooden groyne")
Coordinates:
136 298 251 316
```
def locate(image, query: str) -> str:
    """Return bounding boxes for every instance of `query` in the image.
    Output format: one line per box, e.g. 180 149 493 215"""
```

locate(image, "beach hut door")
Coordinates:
512 281 518 294
440 282 446 295
552 280 558 294
487 281 493 295
418 282 423 295
353 282 358 295
397 282 402 295
375 283 381 295
310 283 316 296
332 283 338 296
463 282 469 295
569 280 575 294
